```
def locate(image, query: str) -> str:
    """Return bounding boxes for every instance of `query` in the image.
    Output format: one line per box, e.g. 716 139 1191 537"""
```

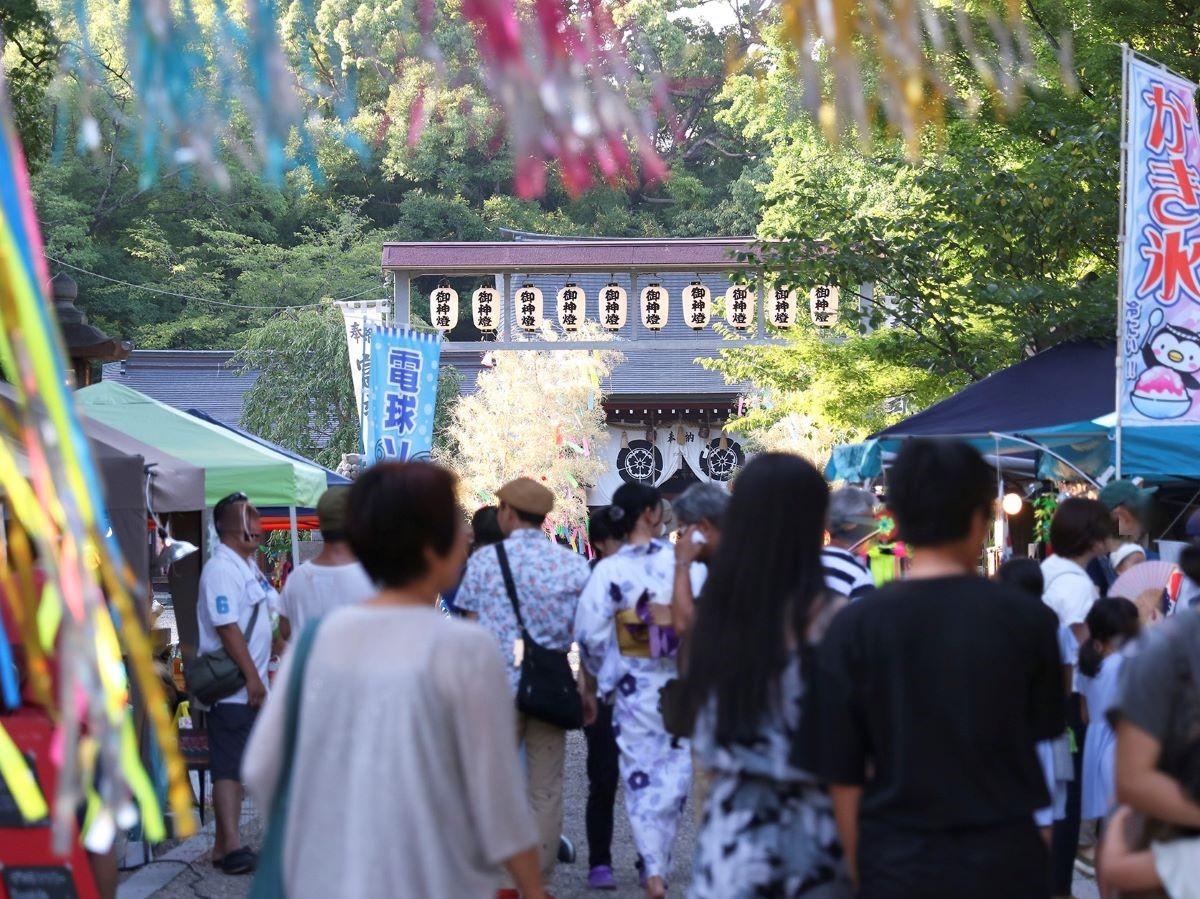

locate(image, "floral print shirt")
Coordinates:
456 528 591 695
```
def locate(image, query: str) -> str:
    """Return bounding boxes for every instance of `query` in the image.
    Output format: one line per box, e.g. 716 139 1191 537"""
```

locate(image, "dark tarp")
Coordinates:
874 341 1115 438
184 409 349 488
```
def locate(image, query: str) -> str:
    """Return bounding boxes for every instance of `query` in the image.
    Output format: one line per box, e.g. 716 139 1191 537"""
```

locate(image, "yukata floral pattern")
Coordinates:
456 528 591 695
689 654 851 899
575 539 698 880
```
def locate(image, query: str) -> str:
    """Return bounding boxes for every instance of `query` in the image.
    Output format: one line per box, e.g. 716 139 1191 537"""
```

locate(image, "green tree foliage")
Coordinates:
706 6 1156 453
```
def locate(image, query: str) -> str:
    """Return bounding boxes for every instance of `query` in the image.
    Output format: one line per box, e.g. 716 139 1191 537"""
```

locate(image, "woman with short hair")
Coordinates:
243 462 546 899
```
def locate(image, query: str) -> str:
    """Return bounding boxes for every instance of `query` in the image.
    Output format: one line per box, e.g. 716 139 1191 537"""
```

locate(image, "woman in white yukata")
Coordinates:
576 482 692 899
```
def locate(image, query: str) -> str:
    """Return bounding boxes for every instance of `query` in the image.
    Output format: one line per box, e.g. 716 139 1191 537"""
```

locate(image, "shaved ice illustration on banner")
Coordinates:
366 327 441 463
1121 53 1200 422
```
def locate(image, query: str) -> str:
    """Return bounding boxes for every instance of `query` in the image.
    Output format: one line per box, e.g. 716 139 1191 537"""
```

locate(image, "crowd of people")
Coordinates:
186 437 1200 899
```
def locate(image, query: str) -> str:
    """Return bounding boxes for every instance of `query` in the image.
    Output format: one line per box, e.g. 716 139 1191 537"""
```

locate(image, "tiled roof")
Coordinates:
101 351 256 428
382 237 759 272
102 337 743 426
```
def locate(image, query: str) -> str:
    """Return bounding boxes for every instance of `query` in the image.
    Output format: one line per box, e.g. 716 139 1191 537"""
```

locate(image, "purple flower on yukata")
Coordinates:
628 770 650 791
608 583 623 605
618 673 638 696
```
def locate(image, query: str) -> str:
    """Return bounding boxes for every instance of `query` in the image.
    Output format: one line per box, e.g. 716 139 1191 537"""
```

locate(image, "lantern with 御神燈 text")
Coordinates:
601 282 627 331
769 286 797 329
809 286 839 328
640 283 667 331
430 282 459 331
557 283 585 332
725 283 755 331
516 283 544 332
472 286 498 333
683 281 711 331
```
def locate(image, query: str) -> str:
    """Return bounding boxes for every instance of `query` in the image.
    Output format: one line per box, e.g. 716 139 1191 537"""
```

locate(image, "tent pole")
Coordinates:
987 432 1101 488
1114 43 1132 481
288 506 300 568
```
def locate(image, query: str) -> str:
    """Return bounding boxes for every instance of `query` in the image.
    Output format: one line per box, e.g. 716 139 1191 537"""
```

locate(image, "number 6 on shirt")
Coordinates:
215 595 230 616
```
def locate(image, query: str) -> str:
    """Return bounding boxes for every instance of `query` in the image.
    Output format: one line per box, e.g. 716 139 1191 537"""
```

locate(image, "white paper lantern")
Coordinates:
556 283 585 332
682 281 711 331
640 283 668 331
430 283 459 331
472 286 499 333
515 283 544 332
769 285 797 329
600 282 627 331
725 283 755 331
809 285 839 328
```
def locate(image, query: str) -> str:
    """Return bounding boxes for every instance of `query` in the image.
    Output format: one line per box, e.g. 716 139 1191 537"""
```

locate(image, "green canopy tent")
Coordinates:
77 381 325 509
78 381 328 650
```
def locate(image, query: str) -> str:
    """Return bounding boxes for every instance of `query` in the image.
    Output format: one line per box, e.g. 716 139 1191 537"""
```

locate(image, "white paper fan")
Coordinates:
1109 560 1178 602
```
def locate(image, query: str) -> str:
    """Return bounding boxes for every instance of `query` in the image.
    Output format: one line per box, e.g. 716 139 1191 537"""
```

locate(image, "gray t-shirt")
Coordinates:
1108 610 1200 801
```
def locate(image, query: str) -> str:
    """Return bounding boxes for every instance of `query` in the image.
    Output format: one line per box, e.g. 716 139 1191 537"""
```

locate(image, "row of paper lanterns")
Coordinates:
429 281 840 333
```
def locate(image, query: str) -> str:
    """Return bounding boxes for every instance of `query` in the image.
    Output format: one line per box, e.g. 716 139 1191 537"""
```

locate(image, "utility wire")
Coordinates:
44 255 389 311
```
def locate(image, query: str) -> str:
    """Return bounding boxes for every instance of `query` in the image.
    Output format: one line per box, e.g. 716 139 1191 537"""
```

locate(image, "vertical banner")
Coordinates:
366 327 441 463
337 299 391 444
1120 53 1200 426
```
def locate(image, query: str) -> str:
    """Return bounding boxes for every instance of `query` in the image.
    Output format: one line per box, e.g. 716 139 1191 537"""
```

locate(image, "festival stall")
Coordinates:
76 381 326 649
185 407 348 534
826 340 1200 487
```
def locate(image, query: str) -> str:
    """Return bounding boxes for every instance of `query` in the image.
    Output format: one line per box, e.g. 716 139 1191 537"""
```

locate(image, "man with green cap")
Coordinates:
1091 480 1159 593
278 486 376 641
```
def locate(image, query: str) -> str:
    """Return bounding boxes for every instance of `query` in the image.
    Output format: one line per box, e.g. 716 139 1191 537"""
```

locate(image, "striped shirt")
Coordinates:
822 546 875 600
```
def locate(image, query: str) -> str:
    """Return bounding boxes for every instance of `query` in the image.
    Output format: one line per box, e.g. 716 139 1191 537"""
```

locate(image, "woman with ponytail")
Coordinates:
1077 597 1141 827
575 482 699 899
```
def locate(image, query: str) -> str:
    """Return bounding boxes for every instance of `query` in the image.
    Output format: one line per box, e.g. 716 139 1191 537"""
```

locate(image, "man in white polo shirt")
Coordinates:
196 492 276 875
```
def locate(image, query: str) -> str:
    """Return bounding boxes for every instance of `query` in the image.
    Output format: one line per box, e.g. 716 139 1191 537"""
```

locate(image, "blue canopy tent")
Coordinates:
827 341 1200 484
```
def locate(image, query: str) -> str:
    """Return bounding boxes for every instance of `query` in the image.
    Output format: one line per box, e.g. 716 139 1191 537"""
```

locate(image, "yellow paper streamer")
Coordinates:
0 720 48 822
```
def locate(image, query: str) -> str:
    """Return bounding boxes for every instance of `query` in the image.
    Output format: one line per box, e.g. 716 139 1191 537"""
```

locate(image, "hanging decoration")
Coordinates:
472 286 499 334
809 285 839 329
430 282 459 331
601 282 628 332
725 283 755 331
683 281 711 331
556 283 585 333
515 283 544 332
640 283 667 332
0 78 194 847
768 285 797 329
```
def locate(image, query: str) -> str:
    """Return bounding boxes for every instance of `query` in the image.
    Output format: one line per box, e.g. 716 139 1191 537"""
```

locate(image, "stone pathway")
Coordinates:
121 730 1098 898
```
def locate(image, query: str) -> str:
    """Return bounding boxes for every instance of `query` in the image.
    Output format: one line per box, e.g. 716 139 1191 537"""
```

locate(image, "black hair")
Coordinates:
1050 498 1114 559
515 508 548 528
684 453 828 745
214 492 256 537
588 506 617 544
996 557 1044 598
471 505 504 550
608 482 661 540
1179 544 1200 586
888 439 993 547
347 461 459 587
1078 597 1140 678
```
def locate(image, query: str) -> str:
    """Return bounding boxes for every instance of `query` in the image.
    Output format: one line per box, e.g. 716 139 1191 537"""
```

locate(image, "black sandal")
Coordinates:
220 847 258 875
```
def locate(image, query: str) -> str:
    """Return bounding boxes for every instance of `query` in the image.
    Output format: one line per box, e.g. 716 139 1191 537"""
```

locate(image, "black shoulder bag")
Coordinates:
184 603 261 706
495 542 583 730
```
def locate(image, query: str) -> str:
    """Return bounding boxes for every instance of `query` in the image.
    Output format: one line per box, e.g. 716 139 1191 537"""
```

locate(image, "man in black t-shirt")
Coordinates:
806 439 1065 899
